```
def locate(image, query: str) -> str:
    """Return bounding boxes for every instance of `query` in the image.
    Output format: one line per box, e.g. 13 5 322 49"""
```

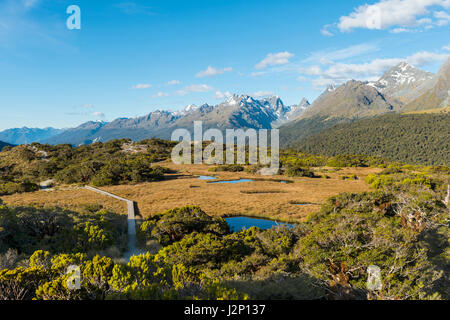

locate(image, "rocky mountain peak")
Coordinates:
369 62 434 99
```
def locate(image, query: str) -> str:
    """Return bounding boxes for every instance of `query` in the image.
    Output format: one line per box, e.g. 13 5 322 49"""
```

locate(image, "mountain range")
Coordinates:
280 57 450 146
0 127 66 146
1 57 449 149
44 95 311 146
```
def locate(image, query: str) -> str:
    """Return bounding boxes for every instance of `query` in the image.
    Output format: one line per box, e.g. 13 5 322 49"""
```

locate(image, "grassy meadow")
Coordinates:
1 162 381 223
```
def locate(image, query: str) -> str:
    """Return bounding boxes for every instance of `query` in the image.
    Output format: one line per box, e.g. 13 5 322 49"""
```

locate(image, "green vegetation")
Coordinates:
0 136 448 300
285 163 318 178
0 201 127 256
139 206 229 245
2 161 447 300
279 116 350 147
0 139 175 195
292 113 450 166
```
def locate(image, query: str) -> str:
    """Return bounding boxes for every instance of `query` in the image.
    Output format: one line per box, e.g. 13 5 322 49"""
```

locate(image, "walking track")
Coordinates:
85 186 144 260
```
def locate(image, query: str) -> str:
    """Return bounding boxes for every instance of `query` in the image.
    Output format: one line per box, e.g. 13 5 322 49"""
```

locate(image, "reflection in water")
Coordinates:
211 179 254 184
226 216 294 232
198 176 217 180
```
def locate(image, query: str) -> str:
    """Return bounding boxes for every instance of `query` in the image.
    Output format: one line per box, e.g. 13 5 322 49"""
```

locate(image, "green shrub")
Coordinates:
285 163 317 178
209 164 244 172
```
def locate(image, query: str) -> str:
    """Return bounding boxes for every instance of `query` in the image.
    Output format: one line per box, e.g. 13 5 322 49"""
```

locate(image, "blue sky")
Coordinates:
0 0 449 130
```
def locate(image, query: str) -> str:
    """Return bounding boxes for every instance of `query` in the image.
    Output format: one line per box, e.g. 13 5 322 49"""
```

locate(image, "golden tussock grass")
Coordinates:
1 162 382 223
1 187 127 214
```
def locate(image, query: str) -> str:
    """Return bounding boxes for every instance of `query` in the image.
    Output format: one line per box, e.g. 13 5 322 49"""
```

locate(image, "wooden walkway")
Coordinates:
85 186 141 260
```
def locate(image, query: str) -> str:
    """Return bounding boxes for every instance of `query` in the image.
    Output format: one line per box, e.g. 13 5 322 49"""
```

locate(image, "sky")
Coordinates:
0 0 449 130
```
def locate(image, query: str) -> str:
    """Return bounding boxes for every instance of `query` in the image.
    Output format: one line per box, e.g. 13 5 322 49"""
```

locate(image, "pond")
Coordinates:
225 216 294 232
210 179 254 184
198 175 217 180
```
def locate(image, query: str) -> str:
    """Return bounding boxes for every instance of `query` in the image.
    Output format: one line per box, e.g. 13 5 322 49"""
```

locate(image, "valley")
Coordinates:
0 52 448 303
1 162 378 223
2 0 449 304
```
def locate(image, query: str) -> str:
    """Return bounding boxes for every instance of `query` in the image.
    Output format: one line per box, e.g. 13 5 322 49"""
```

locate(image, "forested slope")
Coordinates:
293 113 450 165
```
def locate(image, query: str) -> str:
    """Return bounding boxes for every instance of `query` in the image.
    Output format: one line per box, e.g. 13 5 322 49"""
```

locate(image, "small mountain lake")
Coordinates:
199 176 289 184
198 175 217 180
225 216 294 232
211 179 254 184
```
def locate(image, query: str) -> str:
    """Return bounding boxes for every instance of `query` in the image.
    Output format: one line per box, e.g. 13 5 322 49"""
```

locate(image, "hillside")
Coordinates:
293 113 450 165
405 57 450 111
369 62 434 103
279 116 353 147
0 141 13 151
279 80 402 146
300 80 401 120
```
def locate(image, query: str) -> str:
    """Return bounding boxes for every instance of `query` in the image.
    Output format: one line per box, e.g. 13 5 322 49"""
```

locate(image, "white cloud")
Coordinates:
92 112 105 118
434 10 450 25
390 27 414 33
252 91 274 98
214 91 232 99
23 0 39 9
299 65 323 76
300 50 449 89
177 84 213 96
132 83 152 89
166 80 181 86
81 104 94 109
250 71 267 77
255 52 294 70
153 92 169 98
407 51 449 65
321 24 335 36
303 43 379 64
196 66 233 78
336 0 450 32
443 44 450 50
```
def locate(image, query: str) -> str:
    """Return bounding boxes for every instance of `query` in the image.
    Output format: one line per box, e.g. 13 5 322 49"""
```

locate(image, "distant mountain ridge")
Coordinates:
0 127 65 145
4 58 449 149
46 94 311 146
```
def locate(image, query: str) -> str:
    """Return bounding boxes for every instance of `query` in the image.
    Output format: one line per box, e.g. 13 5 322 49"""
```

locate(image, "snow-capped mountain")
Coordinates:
325 84 336 93
302 80 400 120
368 62 434 102
45 94 311 145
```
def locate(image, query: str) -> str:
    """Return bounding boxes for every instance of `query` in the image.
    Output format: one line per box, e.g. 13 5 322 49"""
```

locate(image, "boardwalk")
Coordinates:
85 186 144 260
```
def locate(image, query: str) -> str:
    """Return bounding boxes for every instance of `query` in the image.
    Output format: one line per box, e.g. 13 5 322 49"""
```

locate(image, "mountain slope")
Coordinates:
293 113 450 165
279 80 400 146
301 80 401 120
369 62 434 103
45 121 107 145
405 57 450 112
0 127 65 145
0 141 13 151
